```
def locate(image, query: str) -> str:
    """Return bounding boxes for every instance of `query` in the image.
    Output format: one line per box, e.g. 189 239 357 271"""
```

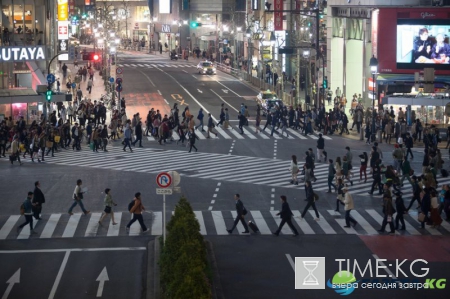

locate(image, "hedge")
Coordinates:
160 197 212 299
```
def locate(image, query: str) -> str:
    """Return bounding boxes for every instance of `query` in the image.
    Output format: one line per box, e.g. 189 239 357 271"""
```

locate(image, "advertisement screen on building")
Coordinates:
159 0 172 14
396 19 450 70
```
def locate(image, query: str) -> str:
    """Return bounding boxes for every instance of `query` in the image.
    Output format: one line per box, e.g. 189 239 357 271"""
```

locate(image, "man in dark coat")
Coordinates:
273 196 299 236
32 181 46 220
227 194 249 234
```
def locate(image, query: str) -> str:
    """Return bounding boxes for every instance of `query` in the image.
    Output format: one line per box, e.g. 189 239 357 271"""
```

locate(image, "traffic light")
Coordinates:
323 77 328 89
82 52 100 61
46 89 52 102
190 22 202 28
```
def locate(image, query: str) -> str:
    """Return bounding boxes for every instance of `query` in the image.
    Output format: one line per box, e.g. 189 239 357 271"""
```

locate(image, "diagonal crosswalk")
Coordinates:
0 209 448 239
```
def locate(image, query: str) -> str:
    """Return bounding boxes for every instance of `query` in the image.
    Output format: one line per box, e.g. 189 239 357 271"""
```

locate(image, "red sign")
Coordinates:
274 0 283 31
156 172 172 188
68 0 75 14
59 26 67 35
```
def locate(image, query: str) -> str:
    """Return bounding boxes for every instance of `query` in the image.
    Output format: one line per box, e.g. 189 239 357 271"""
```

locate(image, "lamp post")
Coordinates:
370 55 378 142
246 28 252 75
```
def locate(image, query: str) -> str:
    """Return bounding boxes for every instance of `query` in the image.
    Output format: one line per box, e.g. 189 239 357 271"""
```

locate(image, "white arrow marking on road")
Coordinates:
197 89 203 93
2 269 20 299
96 267 109 297
222 89 229 94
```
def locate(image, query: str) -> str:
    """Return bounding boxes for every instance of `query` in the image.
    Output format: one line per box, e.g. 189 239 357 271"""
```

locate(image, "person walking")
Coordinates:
394 193 407 231
300 181 320 221
99 188 118 225
316 133 325 162
378 195 396 235
132 121 143 147
87 77 93 94
32 181 45 220
126 192 149 232
289 155 299 185
123 120 133 152
327 159 337 193
335 178 345 212
10 136 22 165
255 105 261 133
68 179 90 215
227 194 249 234
343 187 358 228
359 152 368 183
238 112 246 134
207 113 218 138
17 191 37 234
188 128 199 152
195 108 205 131
272 195 299 236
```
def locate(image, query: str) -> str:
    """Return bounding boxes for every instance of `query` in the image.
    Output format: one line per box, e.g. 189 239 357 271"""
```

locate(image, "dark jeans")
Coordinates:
19 215 34 230
345 210 357 226
123 137 132 151
68 199 87 214
407 195 421 210
275 218 299 235
380 214 395 232
405 147 414 159
229 215 249 232
127 213 147 231
33 204 42 219
132 136 142 146
328 175 336 192
301 201 320 218
395 213 405 229
370 177 382 194
336 199 344 211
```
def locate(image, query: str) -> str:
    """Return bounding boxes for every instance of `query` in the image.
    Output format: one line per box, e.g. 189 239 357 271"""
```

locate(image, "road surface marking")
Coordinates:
40 214 61 239
62 214 82 238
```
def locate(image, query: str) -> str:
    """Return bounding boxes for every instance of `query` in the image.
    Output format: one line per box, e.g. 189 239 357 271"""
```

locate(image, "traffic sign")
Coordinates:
169 171 181 187
156 188 173 195
116 85 123 92
156 172 172 188
116 77 123 84
116 74 123 79
71 82 76 88
47 74 55 84
116 67 123 75
109 77 115 83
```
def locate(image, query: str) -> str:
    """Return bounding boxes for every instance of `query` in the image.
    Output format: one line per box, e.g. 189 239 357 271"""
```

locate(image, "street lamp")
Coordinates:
369 55 378 142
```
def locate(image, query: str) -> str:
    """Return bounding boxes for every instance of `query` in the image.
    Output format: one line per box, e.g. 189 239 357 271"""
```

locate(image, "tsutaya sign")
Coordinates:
0 46 46 62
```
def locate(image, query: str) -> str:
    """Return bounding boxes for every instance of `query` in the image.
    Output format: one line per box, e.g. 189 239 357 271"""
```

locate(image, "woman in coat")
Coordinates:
335 156 342 185
10 136 22 165
343 187 357 228
359 152 368 183
289 155 299 185
378 195 396 235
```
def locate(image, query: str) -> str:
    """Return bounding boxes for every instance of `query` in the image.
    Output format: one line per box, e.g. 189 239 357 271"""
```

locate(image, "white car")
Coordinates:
196 61 216 75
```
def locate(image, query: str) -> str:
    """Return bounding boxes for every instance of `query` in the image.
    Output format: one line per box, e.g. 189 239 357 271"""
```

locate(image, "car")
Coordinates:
196 61 216 75
256 90 282 115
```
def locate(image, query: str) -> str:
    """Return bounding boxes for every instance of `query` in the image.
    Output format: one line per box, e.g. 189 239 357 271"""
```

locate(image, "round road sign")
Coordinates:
116 67 123 75
47 74 56 84
156 172 172 188
116 85 123 92
109 77 115 83
116 77 123 84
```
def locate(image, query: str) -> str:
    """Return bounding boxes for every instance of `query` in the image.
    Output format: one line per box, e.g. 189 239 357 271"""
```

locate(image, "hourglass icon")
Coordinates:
302 261 319 285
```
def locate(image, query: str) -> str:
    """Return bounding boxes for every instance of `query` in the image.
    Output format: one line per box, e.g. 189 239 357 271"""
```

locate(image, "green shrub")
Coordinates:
160 197 212 299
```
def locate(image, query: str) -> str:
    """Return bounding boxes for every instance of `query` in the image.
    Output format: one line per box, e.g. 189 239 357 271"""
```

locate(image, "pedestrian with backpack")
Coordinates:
17 191 37 234
126 192 149 233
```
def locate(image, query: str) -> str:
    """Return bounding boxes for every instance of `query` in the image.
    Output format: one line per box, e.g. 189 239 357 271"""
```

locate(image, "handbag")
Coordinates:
104 206 112 213
409 169 415 176
46 141 53 148
418 212 425 222
242 207 248 215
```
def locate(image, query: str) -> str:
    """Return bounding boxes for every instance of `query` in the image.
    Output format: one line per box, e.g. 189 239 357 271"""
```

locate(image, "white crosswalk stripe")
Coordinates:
0 209 447 239
132 125 328 141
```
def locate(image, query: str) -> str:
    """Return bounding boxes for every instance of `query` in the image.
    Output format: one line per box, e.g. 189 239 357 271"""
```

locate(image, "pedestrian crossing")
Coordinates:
146 125 330 141
0 209 448 239
117 63 195 68
7 146 441 196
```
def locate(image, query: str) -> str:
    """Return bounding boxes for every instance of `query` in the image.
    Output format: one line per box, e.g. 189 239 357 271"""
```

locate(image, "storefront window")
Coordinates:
0 102 43 125
135 6 150 22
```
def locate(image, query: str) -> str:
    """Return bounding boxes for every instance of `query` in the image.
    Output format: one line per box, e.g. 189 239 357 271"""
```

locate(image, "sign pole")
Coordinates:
163 193 166 244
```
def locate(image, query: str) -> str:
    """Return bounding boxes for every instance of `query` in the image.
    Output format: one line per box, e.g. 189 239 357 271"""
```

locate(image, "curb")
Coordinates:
146 237 161 299
206 239 225 299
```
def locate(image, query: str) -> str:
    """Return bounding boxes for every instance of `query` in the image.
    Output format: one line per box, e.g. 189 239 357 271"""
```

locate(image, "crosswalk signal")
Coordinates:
323 77 328 89
92 53 99 61
191 22 202 28
46 89 52 102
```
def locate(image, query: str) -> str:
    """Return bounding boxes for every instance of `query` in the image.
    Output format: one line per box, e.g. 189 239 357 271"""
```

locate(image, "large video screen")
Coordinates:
396 20 450 70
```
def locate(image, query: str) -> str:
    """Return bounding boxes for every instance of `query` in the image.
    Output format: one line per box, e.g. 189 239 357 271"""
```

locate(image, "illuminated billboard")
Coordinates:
159 0 172 14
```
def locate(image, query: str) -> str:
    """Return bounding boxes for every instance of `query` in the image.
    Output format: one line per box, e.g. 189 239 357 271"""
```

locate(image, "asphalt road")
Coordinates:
0 237 149 299
1 52 450 299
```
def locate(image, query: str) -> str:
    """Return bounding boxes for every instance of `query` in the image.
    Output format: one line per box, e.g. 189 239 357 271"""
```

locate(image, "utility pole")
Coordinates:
315 8 320 107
